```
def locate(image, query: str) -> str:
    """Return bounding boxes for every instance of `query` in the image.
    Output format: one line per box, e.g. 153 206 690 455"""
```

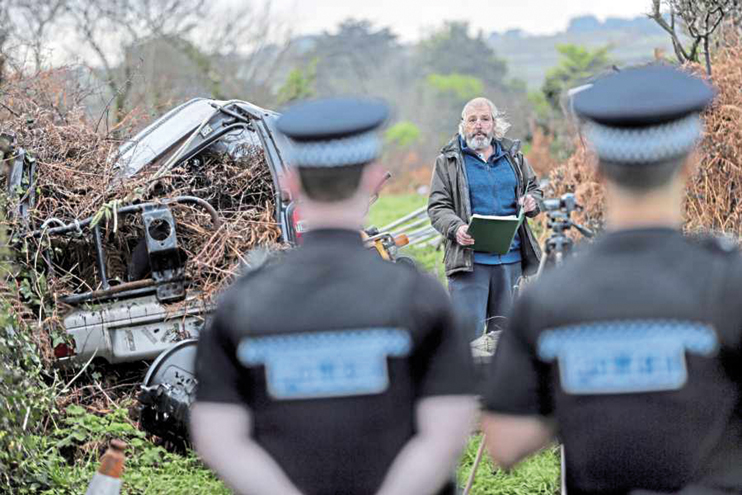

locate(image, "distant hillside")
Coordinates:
489 15 676 89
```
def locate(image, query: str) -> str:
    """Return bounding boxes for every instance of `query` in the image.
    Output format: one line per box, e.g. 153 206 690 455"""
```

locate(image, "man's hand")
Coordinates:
520 195 537 213
456 225 475 246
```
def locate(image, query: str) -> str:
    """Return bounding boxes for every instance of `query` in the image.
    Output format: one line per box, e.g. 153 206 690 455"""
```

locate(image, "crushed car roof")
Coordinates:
112 98 278 177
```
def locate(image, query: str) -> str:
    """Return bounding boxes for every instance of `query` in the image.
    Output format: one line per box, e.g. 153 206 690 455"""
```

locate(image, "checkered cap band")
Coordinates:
585 113 702 164
289 130 381 168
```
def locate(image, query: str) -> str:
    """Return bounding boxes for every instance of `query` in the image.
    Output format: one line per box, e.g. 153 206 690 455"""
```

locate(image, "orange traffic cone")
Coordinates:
85 439 126 495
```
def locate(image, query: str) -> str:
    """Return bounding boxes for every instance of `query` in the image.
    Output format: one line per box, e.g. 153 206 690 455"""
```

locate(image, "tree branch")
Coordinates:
649 0 691 63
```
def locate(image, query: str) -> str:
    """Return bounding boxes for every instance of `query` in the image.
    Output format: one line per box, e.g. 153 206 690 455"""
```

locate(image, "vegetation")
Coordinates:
0 303 56 493
22 404 228 495
541 44 612 111
417 22 508 89
458 437 560 495
649 0 742 75
384 122 422 149
427 73 485 101
276 59 318 105
0 210 57 493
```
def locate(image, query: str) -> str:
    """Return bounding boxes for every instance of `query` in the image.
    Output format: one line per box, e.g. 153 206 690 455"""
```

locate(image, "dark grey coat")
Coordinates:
427 135 543 277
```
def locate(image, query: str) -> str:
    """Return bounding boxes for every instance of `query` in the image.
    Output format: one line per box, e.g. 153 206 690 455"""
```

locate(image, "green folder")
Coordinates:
467 210 525 254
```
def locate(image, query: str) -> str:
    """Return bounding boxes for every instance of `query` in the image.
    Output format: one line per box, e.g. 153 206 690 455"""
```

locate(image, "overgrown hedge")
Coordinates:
0 244 57 492
545 42 742 240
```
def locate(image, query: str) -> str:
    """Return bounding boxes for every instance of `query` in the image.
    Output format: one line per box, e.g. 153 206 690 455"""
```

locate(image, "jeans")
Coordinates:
447 262 522 341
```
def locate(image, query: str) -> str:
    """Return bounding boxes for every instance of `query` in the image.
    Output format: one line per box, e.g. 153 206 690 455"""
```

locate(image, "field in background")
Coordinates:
369 193 560 494
368 192 445 280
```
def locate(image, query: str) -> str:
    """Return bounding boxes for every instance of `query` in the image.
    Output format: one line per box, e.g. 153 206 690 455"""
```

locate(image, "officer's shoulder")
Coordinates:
237 247 289 281
520 252 595 305
371 255 427 285
217 248 290 302
687 232 740 257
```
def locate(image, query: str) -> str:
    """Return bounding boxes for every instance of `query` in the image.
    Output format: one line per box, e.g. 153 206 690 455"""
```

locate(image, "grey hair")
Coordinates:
458 97 511 140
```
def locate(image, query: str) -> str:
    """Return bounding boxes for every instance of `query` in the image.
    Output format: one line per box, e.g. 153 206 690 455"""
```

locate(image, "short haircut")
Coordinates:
297 164 366 202
597 155 686 193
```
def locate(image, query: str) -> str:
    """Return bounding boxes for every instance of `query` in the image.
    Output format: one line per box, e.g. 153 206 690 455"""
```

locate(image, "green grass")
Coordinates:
368 192 446 280
23 404 229 495
368 192 428 229
51 410 559 495
458 436 561 495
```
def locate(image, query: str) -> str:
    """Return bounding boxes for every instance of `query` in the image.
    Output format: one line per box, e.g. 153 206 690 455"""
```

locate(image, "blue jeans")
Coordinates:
447 262 522 341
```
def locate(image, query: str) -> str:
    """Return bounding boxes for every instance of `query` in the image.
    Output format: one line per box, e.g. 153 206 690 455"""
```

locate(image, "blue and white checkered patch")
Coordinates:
537 320 718 395
584 113 702 164
288 130 381 168
237 328 412 400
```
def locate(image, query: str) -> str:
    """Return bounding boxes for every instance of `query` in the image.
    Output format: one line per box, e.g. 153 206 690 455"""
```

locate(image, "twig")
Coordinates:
57 349 97 396
96 381 116 408
0 101 21 117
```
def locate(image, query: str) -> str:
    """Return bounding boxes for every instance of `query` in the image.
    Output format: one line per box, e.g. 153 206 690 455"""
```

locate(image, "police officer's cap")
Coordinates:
277 97 389 168
573 66 714 165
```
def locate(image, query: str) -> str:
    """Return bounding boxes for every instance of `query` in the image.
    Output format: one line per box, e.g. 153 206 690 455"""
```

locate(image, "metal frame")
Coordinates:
26 196 220 305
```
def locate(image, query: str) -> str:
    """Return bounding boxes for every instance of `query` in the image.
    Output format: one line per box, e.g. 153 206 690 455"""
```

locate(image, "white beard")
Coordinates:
466 131 493 151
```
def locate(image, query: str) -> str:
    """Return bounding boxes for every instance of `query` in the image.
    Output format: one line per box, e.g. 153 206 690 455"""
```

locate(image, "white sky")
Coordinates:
257 0 655 41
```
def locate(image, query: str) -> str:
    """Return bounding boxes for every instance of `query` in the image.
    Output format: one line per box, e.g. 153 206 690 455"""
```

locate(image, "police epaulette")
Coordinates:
691 232 740 255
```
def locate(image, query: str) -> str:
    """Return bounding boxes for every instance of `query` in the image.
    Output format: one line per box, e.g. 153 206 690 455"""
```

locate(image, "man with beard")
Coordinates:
428 97 542 342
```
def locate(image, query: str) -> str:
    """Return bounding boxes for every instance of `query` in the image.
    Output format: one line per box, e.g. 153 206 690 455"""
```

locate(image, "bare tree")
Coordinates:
63 0 209 127
8 0 66 71
649 0 741 75
165 0 293 104
1 0 293 123
59 0 293 126
0 4 10 85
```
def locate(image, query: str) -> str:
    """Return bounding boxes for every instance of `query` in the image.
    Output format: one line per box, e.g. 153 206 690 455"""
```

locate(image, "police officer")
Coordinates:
480 66 742 494
189 97 477 495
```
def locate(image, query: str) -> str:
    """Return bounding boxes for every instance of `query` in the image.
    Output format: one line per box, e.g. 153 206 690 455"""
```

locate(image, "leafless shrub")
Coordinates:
545 43 742 242
1 68 284 344
649 0 741 74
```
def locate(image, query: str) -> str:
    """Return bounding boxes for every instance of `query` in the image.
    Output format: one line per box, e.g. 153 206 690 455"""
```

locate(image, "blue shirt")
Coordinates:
460 136 522 265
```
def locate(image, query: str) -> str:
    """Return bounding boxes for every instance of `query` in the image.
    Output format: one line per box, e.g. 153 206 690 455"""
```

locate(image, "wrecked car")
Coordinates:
3 97 408 441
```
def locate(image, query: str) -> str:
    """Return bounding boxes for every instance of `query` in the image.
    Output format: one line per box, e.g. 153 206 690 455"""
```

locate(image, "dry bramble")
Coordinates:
543 42 742 243
0 68 284 360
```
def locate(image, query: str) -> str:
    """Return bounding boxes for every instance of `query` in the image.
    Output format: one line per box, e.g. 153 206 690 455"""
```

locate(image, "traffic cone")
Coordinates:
85 439 126 495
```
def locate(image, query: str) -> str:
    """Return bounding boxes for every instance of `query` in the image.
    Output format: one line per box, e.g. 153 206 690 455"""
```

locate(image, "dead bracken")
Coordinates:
1 68 285 366
543 43 742 243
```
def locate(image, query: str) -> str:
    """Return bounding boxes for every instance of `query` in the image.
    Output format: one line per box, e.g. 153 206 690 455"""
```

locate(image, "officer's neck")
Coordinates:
299 196 368 232
604 182 684 231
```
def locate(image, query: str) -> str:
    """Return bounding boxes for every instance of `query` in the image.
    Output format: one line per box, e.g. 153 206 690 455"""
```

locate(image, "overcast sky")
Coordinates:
258 0 654 41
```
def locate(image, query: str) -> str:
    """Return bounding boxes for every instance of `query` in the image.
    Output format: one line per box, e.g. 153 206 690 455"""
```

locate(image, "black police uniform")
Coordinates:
486 229 742 494
484 67 742 494
194 98 475 495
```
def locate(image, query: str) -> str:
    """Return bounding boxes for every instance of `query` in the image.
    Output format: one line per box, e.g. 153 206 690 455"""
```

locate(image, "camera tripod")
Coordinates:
536 193 595 274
